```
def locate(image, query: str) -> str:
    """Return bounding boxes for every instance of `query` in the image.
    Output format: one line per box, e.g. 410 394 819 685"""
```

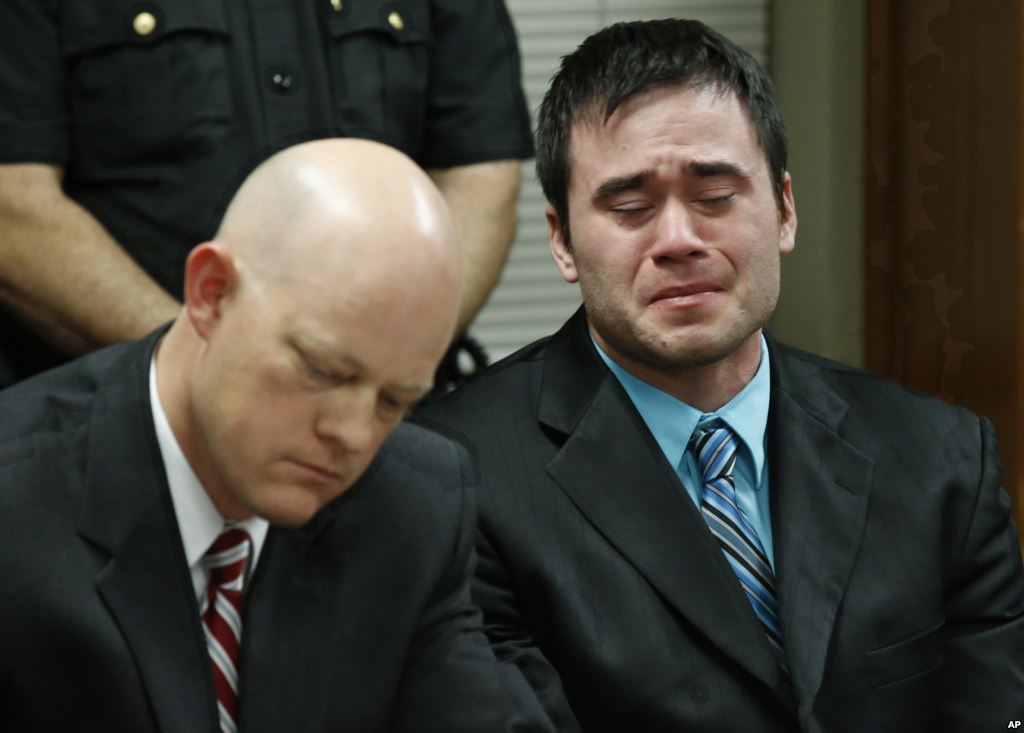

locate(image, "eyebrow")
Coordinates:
591 161 748 202
688 160 746 178
592 172 654 201
390 381 433 400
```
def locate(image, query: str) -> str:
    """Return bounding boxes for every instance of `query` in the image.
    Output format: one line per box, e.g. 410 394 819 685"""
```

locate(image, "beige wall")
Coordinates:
769 0 866 366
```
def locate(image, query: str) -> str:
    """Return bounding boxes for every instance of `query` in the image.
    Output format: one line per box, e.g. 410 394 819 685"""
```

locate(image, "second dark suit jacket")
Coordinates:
423 309 1024 733
0 330 553 733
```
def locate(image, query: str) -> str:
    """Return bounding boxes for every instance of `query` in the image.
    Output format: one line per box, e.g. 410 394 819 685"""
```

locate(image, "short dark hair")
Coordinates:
536 18 788 238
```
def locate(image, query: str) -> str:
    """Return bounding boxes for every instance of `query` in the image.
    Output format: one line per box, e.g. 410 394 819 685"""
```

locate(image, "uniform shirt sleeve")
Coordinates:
418 0 534 167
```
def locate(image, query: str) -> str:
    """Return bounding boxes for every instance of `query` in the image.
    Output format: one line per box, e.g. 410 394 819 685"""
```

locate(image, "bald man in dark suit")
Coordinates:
0 139 553 733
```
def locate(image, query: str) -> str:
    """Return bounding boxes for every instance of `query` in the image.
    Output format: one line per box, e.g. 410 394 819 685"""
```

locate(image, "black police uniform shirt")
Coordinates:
0 0 534 385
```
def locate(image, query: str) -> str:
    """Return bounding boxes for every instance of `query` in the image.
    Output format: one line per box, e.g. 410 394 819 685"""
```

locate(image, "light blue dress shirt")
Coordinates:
592 335 776 568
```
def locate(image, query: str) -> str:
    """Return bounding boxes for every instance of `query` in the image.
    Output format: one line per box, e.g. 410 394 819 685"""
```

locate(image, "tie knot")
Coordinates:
690 421 739 485
204 526 251 591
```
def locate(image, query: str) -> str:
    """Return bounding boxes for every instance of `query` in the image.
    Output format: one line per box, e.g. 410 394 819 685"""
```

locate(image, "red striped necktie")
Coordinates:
201 527 252 733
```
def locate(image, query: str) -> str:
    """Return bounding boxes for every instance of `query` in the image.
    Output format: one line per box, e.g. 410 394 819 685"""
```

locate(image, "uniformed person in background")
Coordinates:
0 0 533 388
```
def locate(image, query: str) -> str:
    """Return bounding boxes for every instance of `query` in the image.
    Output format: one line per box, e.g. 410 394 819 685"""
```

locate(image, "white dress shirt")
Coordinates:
149 356 269 603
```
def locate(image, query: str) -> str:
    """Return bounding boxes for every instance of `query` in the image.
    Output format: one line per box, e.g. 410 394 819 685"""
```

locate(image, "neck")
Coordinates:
155 318 193 441
596 329 763 413
155 319 248 521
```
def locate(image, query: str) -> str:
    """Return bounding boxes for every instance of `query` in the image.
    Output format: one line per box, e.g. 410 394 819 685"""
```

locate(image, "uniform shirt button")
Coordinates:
267 67 300 95
388 11 404 31
133 11 157 36
689 682 710 705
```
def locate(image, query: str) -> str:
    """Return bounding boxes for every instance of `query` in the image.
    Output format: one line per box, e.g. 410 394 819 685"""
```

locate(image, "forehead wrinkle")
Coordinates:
573 110 761 202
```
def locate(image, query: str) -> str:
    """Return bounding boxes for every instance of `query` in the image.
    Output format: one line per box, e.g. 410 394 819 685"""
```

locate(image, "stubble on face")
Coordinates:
586 286 770 371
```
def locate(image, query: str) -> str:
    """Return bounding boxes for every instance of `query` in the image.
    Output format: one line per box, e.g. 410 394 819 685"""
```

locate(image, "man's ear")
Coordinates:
547 205 579 284
183 242 240 341
778 172 797 255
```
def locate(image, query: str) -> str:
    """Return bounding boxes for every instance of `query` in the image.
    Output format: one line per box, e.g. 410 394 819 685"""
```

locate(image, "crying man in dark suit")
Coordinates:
422 18 1024 733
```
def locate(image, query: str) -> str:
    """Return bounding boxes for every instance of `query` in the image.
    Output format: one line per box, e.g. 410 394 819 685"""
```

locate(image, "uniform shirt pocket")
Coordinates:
61 0 231 169
323 0 433 157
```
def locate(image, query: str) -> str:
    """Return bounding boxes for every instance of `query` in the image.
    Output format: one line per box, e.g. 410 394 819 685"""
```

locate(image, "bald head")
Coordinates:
216 138 461 295
156 139 465 525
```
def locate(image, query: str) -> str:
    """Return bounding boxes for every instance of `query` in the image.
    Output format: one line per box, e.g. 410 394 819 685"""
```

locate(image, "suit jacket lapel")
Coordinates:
540 312 786 694
77 332 217 733
768 342 874 713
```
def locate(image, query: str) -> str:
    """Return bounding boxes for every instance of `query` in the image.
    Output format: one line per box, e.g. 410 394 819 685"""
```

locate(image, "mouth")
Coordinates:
649 282 722 306
289 460 343 483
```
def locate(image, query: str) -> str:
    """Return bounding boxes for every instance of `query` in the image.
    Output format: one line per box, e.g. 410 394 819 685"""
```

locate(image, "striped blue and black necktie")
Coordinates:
691 422 785 662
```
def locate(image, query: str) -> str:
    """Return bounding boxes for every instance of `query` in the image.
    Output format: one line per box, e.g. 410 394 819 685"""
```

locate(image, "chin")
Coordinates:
248 490 325 528
636 329 749 371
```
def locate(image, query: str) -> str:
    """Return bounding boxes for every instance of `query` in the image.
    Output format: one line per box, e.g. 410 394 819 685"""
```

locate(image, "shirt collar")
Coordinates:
148 355 268 574
592 335 771 487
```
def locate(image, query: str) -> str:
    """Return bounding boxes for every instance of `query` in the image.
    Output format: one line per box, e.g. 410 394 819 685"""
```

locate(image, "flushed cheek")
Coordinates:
233 428 303 479
595 259 644 298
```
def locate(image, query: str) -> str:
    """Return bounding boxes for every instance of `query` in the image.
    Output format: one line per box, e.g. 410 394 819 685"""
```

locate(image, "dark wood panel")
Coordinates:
1017 5 1024 544
866 0 1023 546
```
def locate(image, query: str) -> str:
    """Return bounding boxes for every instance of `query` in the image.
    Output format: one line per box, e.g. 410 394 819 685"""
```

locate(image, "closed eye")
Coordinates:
305 360 331 380
694 193 735 212
377 392 412 421
610 203 654 224
299 354 355 388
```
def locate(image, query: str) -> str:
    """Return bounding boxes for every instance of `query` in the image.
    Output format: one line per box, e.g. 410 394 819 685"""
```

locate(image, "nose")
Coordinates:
313 386 378 455
649 198 706 263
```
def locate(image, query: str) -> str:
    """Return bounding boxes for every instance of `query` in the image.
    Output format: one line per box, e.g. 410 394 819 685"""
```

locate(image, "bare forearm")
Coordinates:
0 164 180 355
428 160 521 332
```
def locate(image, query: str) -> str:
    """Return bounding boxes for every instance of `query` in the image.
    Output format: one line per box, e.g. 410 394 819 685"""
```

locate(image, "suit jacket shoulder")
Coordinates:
0 333 556 733
421 312 1024 733
0 336 145 447
769 338 979 426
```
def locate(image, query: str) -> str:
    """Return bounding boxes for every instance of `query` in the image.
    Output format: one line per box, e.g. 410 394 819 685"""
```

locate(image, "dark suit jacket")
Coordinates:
0 330 553 733
423 309 1024 733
